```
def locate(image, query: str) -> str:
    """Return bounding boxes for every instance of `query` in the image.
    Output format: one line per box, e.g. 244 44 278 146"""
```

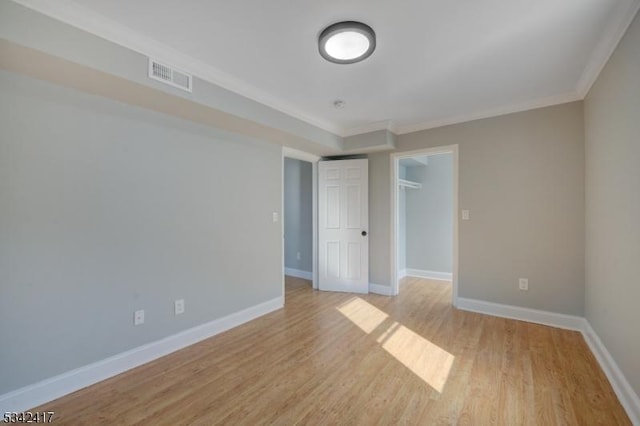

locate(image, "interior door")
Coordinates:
318 159 369 293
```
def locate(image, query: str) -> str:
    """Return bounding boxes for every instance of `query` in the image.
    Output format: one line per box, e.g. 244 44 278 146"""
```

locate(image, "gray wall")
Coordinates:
284 158 312 273
369 153 391 288
369 102 585 315
584 11 640 396
0 70 283 394
0 1 343 156
405 154 453 273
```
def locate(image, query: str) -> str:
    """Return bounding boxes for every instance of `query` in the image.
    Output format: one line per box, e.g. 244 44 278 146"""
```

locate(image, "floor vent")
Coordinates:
148 59 192 92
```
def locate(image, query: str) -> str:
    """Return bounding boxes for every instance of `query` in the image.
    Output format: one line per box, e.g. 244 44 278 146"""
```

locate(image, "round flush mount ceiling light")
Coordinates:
319 21 376 64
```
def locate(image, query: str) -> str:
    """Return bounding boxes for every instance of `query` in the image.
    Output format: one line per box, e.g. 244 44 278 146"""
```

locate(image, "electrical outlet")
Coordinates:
461 209 470 220
175 299 185 315
519 278 529 291
297 252 301 260
272 212 279 222
134 309 145 325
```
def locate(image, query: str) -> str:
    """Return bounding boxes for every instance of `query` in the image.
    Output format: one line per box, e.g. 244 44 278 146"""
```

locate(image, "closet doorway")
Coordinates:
390 146 459 306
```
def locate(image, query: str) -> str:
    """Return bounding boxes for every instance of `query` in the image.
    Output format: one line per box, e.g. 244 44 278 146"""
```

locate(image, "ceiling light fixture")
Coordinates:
318 21 376 64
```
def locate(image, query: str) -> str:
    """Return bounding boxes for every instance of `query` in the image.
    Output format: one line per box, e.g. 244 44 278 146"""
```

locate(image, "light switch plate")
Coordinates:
519 278 529 291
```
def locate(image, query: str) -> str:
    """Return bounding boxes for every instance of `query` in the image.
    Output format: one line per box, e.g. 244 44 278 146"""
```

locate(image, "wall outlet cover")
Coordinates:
175 299 185 315
134 309 145 325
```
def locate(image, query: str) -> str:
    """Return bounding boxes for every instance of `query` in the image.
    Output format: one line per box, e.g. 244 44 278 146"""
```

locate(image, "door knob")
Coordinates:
361 231 367 236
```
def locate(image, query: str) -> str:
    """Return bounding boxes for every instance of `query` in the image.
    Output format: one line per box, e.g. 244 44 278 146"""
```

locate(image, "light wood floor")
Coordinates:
36 276 629 425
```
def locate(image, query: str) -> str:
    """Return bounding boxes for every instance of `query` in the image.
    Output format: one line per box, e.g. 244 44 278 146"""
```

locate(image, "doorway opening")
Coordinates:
391 146 459 306
282 148 319 298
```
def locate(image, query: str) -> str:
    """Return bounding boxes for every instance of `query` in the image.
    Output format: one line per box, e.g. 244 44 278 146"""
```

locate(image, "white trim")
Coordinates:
404 268 452 281
369 283 394 296
312 161 318 290
452 147 459 307
3 293 638 424
390 146 459 307
11 0 343 136
0 296 283 413
388 1 640 134
582 322 640 425
456 297 585 331
396 92 580 135
576 0 640 98
399 269 407 279
284 267 313 281
281 155 285 299
11 0 640 139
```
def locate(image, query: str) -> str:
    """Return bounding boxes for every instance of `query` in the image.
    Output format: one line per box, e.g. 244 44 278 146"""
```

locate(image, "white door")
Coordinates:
318 159 369 293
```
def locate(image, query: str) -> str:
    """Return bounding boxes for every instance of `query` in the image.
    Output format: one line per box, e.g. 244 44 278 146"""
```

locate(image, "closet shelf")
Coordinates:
398 179 422 189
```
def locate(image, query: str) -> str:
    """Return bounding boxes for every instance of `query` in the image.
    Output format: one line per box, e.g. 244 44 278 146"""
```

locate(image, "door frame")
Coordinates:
282 147 320 291
390 145 459 306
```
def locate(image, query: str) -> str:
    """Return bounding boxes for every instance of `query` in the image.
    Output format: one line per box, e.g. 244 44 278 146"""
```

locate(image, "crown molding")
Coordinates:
10 0 344 136
9 0 638 139
576 0 640 98
396 91 582 135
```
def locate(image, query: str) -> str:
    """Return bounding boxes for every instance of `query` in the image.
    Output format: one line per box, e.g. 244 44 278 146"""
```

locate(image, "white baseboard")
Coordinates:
284 267 312 280
456 297 584 331
457 297 640 423
369 283 394 296
399 269 407 279
0 296 284 414
405 268 453 281
582 322 640 425
4 292 637 424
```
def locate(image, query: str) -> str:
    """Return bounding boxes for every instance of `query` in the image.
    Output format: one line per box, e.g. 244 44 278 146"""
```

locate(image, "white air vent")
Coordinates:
148 59 192 92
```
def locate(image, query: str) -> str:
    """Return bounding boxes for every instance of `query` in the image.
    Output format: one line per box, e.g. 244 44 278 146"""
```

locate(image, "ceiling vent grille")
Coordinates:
148 58 192 92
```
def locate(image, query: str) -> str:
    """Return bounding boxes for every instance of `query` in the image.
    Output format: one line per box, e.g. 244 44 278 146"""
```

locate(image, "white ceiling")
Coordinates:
14 0 640 137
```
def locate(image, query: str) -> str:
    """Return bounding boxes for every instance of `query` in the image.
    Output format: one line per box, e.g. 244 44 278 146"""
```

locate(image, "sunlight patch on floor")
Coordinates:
337 297 454 392
337 297 388 334
377 320 454 392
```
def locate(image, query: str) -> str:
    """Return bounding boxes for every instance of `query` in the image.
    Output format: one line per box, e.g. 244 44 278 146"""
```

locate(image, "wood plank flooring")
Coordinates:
35 276 629 425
